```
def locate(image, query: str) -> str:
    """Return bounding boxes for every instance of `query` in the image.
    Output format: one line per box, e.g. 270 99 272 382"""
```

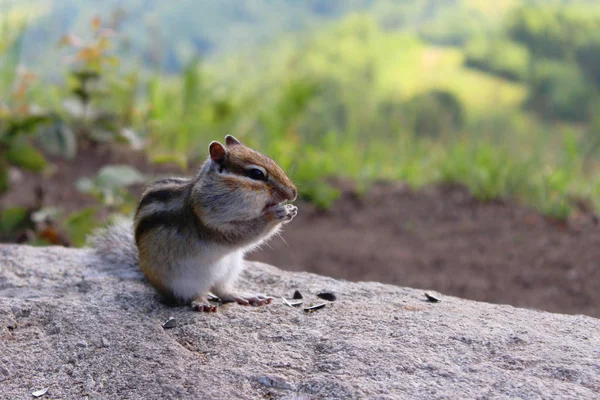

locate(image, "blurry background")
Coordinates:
0 0 599 316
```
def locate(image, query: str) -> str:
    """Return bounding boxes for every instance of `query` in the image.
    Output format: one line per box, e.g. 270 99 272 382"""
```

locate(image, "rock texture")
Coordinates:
0 244 599 399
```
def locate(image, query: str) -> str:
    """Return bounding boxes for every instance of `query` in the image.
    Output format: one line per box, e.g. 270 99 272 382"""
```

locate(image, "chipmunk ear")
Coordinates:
209 141 226 164
225 135 241 146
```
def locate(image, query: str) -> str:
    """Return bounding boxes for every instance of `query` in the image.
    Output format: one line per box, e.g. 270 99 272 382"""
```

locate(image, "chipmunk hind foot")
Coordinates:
213 291 273 306
191 297 218 312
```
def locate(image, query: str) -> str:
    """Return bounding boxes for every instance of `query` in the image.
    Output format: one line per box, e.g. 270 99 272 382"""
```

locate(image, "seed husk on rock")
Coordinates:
162 317 177 329
282 298 303 307
206 293 220 302
304 303 326 312
425 292 441 303
292 290 303 300
32 387 49 398
317 292 337 301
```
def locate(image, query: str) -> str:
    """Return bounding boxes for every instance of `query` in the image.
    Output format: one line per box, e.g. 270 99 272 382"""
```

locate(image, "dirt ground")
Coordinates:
2 145 599 318
253 183 600 318
0 143 176 215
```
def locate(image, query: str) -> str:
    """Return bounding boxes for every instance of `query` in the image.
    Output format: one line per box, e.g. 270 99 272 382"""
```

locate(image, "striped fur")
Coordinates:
118 136 299 306
134 179 191 244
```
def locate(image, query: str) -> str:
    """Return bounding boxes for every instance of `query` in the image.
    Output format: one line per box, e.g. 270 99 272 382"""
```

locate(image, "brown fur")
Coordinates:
225 143 296 200
128 135 298 305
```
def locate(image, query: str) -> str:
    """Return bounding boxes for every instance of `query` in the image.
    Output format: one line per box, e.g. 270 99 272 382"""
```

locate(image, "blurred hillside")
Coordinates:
2 0 600 244
6 0 485 73
2 0 600 316
5 0 585 74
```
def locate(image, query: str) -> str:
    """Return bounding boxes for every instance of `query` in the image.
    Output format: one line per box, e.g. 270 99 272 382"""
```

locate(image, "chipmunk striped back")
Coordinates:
133 177 194 246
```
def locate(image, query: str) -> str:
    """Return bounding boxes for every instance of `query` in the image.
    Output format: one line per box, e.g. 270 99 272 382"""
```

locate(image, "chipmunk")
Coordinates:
90 135 298 312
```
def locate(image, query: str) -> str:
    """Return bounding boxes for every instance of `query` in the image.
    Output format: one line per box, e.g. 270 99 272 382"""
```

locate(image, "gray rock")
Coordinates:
0 365 10 380
0 244 598 399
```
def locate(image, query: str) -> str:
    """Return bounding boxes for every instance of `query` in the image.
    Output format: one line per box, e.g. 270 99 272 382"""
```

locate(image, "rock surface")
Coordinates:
0 244 599 399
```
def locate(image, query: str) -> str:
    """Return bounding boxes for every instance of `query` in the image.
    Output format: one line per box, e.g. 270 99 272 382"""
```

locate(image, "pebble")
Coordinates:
6 318 17 330
317 292 337 301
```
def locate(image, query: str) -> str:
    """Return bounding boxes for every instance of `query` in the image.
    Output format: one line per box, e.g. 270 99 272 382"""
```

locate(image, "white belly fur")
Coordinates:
168 248 244 301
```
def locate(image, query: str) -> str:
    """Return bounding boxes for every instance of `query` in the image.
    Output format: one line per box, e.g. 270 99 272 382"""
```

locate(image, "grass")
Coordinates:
133 16 600 218
5 12 600 227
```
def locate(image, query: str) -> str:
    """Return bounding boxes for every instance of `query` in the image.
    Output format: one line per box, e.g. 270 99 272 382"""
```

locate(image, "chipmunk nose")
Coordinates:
289 187 297 201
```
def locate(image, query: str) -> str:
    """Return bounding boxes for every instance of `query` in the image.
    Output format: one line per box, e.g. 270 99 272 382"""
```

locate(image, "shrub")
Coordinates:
525 61 593 122
404 90 464 137
465 37 529 82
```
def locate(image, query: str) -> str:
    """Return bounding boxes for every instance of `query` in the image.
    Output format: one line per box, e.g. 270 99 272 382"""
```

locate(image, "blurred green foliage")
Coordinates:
2 0 600 247
505 4 600 123
0 11 51 193
526 60 592 122
76 164 145 209
465 37 529 82
138 10 599 217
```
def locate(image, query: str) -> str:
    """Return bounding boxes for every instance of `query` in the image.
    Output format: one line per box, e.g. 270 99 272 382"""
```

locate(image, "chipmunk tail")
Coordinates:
87 221 139 273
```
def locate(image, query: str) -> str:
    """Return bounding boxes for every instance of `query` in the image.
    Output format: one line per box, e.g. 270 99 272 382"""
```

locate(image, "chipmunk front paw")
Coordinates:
266 204 298 223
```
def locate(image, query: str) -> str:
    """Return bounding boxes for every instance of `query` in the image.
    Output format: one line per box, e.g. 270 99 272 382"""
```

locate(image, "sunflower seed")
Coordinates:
206 293 220 301
282 298 303 307
317 292 337 301
425 292 441 303
162 317 177 329
32 387 49 398
304 303 326 312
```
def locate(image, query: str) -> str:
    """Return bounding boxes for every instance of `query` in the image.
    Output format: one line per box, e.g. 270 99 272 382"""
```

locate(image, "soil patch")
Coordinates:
0 143 178 215
252 183 600 318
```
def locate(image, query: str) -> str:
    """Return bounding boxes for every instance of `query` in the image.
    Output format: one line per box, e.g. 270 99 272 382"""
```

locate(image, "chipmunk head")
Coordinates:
194 135 297 224
208 135 297 203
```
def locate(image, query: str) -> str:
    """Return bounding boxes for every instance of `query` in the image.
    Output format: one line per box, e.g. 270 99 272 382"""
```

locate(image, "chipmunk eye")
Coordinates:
247 168 267 181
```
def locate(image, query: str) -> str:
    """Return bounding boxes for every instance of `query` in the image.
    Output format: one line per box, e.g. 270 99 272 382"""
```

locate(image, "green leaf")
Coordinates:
0 165 8 193
72 69 101 82
0 207 28 233
38 119 77 160
88 128 117 143
64 207 98 247
17 114 51 133
72 87 91 104
6 115 51 138
75 177 95 193
5 141 47 171
96 165 146 189
119 128 145 151
30 207 61 224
